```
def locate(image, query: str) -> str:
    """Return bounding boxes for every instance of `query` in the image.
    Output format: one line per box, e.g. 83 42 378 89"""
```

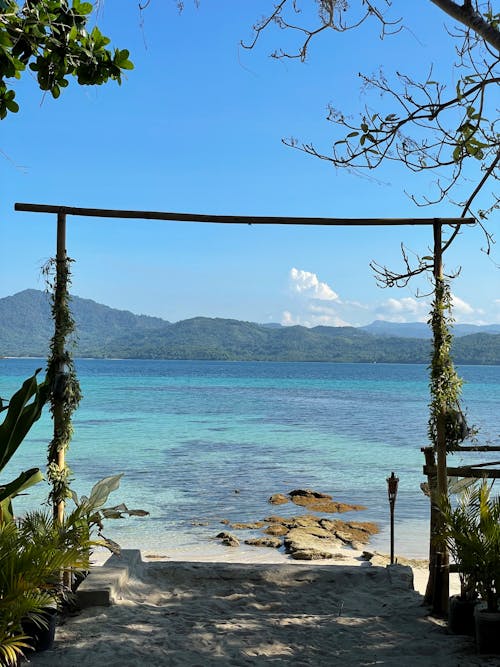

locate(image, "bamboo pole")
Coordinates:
51 211 67 525
432 221 449 615
423 447 438 604
14 203 475 227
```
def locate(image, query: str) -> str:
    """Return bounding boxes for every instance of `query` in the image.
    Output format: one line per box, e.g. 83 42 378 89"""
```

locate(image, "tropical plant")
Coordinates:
68 474 149 556
0 370 49 523
0 515 87 666
440 480 500 611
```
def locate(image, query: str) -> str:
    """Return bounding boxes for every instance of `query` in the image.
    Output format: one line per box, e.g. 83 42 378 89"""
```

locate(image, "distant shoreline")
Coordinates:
1 356 499 366
2 290 499 364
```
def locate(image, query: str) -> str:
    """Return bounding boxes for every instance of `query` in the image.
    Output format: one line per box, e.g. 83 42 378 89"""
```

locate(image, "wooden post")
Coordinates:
432 221 449 615
51 211 67 525
423 447 438 604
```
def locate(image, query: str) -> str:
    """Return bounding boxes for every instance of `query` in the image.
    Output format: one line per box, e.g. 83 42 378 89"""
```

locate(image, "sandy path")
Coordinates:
28 559 490 667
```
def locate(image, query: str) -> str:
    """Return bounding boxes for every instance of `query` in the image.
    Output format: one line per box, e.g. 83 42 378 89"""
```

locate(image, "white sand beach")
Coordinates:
28 548 494 667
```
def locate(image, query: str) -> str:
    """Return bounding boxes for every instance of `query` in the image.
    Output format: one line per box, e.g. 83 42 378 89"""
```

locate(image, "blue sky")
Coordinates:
1 1 498 326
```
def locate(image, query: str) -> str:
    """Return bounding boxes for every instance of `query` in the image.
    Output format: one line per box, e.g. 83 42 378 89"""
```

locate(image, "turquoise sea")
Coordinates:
1 359 499 559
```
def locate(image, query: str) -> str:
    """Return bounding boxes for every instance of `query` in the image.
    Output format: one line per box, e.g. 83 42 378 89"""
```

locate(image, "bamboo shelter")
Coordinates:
15 201 479 615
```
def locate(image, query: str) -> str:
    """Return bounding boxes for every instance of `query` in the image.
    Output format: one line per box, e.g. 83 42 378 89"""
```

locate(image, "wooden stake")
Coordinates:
423 447 438 604
432 221 449 615
52 211 67 525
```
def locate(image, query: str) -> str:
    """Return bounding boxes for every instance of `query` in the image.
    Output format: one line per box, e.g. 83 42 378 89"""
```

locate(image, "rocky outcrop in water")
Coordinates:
268 493 289 505
215 489 379 560
289 489 366 513
216 532 240 547
244 537 282 548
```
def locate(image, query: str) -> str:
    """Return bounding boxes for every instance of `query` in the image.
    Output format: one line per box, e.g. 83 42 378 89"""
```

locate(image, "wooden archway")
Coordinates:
15 201 480 615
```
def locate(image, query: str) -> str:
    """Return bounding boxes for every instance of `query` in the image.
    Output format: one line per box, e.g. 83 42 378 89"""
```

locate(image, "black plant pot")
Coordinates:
21 606 57 653
448 595 478 635
474 606 500 654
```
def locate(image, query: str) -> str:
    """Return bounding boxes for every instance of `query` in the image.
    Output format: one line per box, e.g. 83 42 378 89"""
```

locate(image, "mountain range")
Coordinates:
1 289 499 364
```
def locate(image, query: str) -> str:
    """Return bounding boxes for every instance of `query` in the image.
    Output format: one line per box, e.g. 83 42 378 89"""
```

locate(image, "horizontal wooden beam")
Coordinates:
453 446 500 452
424 465 500 479
14 203 475 227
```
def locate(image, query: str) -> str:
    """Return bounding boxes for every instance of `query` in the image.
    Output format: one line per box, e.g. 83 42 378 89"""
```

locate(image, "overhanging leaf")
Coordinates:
0 371 48 471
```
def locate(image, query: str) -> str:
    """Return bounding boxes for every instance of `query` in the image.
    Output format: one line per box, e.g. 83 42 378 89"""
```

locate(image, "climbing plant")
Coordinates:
42 257 81 514
428 277 473 453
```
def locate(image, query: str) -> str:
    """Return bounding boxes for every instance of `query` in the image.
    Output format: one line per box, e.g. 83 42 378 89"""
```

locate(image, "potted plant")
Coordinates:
0 516 87 666
440 480 500 652
438 478 479 634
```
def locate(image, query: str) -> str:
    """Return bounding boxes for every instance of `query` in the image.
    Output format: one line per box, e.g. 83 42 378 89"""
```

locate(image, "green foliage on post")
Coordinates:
43 257 82 511
0 0 133 119
428 278 468 453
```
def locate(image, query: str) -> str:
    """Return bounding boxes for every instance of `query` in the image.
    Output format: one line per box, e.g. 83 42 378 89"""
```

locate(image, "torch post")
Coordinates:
387 472 399 565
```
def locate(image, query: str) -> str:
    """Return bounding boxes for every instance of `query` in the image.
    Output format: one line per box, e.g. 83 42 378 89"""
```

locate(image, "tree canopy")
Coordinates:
0 0 132 119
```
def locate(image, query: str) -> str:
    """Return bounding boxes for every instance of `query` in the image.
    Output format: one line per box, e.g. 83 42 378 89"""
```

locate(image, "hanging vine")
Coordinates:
42 257 82 511
428 277 470 453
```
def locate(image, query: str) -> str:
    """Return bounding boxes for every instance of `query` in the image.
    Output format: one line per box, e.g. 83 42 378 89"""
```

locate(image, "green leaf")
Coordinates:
87 474 124 510
0 31 12 48
75 1 94 15
0 468 43 504
5 98 18 113
0 468 43 522
346 131 359 138
0 371 48 471
114 49 133 70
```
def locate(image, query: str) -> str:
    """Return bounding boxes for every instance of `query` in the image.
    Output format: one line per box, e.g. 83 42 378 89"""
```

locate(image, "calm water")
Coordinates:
1 359 498 559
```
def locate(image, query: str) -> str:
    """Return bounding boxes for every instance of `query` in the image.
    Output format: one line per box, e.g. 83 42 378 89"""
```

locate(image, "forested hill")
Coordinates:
1 290 499 364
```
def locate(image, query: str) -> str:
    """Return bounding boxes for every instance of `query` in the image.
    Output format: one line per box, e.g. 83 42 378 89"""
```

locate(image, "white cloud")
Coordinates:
282 310 298 326
375 297 430 323
281 309 350 328
283 269 492 328
451 294 474 316
290 268 339 301
373 293 486 324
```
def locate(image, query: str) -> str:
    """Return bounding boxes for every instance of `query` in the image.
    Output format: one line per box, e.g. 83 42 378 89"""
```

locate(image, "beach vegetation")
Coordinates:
0 513 87 666
67 473 149 556
0 370 49 523
440 480 500 611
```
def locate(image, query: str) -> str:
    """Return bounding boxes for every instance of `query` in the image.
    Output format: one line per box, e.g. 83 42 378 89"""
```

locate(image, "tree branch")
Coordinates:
429 0 500 51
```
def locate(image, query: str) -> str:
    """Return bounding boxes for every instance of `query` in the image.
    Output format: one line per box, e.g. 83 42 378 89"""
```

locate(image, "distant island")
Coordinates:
1 289 499 364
